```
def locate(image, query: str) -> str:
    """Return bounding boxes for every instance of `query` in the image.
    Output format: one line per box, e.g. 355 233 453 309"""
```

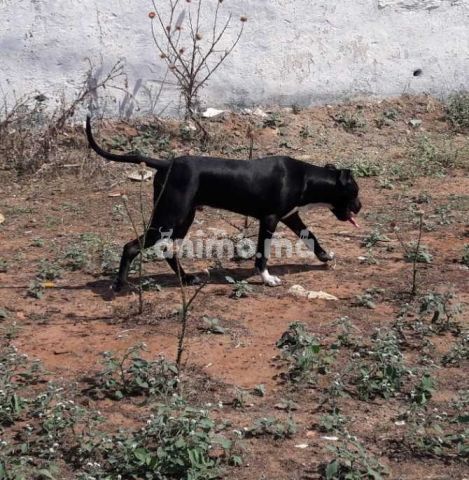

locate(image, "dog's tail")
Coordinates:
85 115 170 170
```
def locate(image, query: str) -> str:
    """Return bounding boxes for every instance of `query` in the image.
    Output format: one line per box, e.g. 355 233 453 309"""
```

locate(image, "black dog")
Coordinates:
86 116 361 291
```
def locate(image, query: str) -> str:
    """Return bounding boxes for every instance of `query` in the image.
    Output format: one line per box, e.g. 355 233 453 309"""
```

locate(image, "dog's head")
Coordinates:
325 164 362 226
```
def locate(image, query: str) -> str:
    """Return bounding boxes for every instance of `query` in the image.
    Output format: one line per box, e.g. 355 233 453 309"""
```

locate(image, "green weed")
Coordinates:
324 434 389 479
442 331 468 367
85 344 179 400
353 330 409 401
276 322 335 383
225 276 253 299
244 416 297 440
446 91 469 130
334 112 367 133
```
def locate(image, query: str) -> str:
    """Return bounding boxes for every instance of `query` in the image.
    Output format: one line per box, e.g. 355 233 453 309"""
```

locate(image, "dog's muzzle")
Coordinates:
331 199 362 227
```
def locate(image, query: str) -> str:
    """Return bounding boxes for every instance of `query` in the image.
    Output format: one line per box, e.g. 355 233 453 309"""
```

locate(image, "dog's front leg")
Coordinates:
255 215 282 287
281 212 334 262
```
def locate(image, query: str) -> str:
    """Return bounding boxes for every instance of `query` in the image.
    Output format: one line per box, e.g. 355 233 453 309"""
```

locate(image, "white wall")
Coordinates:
1 0 468 116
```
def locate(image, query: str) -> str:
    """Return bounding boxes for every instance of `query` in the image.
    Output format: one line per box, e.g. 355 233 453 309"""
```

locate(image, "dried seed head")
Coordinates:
240 15 248 22
175 25 182 31
169 64 177 70
166 25 171 32
195 32 202 41
179 47 185 54
148 11 156 19
160 53 168 59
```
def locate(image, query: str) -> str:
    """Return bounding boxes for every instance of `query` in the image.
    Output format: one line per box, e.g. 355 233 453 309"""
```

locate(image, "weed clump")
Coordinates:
446 92 469 130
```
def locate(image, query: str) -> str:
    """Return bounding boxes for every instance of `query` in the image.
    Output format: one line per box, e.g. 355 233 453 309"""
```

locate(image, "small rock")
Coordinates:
0 213 4 224
252 107 268 118
288 285 338 301
320 436 339 441
295 444 309 449
274 401 299 411
409 118 422 128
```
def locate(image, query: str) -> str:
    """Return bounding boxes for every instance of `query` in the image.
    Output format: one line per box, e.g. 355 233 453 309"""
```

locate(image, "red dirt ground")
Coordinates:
1 95 468 479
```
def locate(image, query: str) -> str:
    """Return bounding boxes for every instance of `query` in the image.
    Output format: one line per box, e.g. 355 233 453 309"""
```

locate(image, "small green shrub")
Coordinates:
334 112 367 133
0 344 42 426
348 159 382 178
410 373 436 406
446 92 469 130
319 408 347 434
409 136 461 177
263 112 284 128
405 397 469 459
299 125 313 138
442 331 468 366
27 280 44 299
419 292 462 334
244 416 297 440
404 241 432 264
353 330 409 401
324 434 389 479
353 288 384 310
86 344 179 400
225 276 253 299
376 108 399 128
85 401 233 480
36 259 62 281
361 230 390 248
63 245 88 271
276 322 335 383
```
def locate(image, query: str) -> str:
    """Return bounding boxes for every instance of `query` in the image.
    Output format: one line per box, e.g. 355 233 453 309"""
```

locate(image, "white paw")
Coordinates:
260 270 282 287
266 275 282 287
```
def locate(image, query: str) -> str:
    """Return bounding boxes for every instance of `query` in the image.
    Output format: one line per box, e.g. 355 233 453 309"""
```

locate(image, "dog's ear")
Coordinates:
325 163 337 170
338 168 352 187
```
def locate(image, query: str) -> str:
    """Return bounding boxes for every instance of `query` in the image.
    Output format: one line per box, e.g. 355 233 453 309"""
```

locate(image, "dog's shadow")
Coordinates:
87 263 327 301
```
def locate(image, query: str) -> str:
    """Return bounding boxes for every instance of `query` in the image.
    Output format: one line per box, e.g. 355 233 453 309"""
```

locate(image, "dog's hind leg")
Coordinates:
164 210 202 285
255 215 281 286
281 211 334 262
113 227 164 292
114 176 199 291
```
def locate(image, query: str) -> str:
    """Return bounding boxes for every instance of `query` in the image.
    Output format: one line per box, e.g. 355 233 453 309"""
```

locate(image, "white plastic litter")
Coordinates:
127 170 152 182
202 108 225 118
288 284 338 301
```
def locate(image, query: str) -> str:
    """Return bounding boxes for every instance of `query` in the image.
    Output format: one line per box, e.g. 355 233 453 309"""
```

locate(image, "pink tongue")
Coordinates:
349 217 359 228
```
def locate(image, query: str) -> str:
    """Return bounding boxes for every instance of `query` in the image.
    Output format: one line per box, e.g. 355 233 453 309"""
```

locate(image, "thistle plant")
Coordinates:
148 0 247 137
